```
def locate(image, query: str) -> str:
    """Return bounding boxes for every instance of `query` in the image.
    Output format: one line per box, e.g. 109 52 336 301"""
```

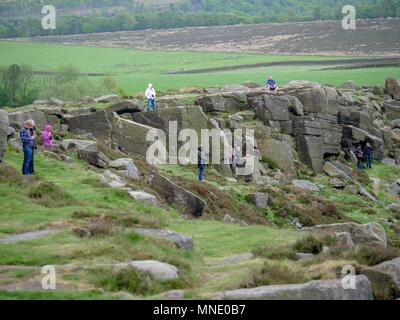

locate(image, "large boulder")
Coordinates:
60 139 97 152
109 158 140 180
255 127 298 179
95 94 121 104
197 94 238 113
8 108 60 131
216 276 372 300
248 94 290 122
132 228 194 250
105 99 143 114
77 149 110 168
385 78 400 100
100 170 127 188
127 190 158 207
0 110 9 162
383 100 400 120
292 180 320 192
296 135 324 173
305 222 387 248
145 173 206 217
323 162 352 181
115 260 179 281
367 257 400 291
248 192 269 209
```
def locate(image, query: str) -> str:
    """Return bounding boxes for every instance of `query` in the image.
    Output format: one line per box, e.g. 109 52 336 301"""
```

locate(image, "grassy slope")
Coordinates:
1 41 399 95
0 149 301 299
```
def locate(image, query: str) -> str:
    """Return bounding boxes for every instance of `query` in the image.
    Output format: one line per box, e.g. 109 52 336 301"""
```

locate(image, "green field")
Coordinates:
1 41 399 95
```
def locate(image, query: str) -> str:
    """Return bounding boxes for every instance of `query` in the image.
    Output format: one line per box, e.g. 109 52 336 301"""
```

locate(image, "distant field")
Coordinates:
0 41 399 95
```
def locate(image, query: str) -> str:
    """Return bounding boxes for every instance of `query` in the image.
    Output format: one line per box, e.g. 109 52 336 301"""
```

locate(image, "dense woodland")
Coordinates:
0 0 399 38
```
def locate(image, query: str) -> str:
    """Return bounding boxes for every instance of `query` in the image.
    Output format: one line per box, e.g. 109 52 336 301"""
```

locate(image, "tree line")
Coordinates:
0 64 118 108
0 0 399 38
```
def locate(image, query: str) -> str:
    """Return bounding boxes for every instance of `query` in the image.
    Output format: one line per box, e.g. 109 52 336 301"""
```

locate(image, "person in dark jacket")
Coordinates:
355 144 364 169
29 121 37 175
20 120 36 176
364 143 373 169
197 145 207 182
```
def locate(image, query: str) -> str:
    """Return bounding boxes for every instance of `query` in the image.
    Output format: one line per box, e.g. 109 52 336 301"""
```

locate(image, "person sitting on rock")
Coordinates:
266 76 278 92
42 124 53 149
364 143 373 169
20 120 36 176
145 83 156 112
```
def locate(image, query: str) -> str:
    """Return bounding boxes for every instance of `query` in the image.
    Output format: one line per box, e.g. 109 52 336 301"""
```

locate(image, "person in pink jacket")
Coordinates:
42 124 53 149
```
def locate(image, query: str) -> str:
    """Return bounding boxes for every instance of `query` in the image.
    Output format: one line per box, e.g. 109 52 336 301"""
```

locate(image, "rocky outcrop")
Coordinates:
105 99 143 114
342 126 384 160
216 276 373 300
0 110 9 162
384 100 400 120
95 94 121 104
145 173 206 217
126 190 158 207
367 257 400 291
305 222 387 248
8 108 61 132
385 78 400 100
132 228 194 250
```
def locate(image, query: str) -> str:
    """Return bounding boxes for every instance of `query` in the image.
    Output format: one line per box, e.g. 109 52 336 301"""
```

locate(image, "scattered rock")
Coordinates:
95 94 121 103
160 290 185 300
44 151 63 161
115 260 179 281
216 276 373 300
359 187 378 203
109 158 140 180
127 190 158 207
60 139 97 152
323 162 351 181
248 192 269 209
344 184 359 195
220 253 254 265
382 158 397 166
132 228 194 250
330 178 346 189
0 230 54 243
73 227 92 238
386 203 400 213
292 180 320 192
389 179 400 198
78 149 110 168
305 222 387 248
7 137 22 153
100 170 127 188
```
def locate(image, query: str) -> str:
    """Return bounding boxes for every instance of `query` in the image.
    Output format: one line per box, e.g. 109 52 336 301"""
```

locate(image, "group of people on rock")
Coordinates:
144 76 278 114
19 76 279 177
355 142 374 169
19 120 53 176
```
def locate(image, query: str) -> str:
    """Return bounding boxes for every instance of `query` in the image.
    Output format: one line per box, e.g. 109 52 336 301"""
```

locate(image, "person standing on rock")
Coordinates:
29 120 37 175
20 120 36 176
198 145 207 182
266 76 278 92
364 143 373 169
145 83 156 112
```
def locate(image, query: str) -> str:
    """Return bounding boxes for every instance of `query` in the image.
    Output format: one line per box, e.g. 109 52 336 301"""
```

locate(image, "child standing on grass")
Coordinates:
42 124 53 149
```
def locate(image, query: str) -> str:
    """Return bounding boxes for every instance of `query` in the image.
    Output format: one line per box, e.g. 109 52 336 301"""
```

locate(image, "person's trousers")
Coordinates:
29 149 35 174
147 99 156 112
198 165 204 182
22 147 33 176
366 155 372 169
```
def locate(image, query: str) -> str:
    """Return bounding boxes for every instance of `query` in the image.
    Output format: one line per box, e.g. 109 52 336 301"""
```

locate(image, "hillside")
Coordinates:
1 77 400 299
0 0 399 38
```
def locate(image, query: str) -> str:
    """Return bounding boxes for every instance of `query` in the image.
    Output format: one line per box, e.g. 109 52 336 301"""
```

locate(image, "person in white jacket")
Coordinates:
145 83 156 112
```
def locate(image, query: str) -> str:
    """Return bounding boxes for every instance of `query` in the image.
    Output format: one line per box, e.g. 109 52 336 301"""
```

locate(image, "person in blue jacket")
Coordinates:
266 76 278 92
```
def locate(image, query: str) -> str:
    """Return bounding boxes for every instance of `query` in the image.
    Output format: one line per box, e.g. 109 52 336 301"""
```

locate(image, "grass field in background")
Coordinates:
1 41 399 95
